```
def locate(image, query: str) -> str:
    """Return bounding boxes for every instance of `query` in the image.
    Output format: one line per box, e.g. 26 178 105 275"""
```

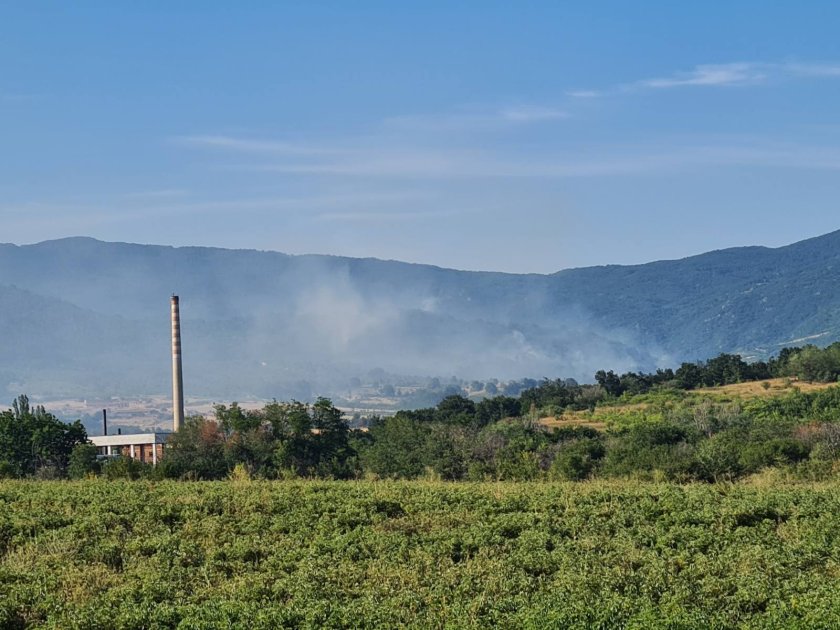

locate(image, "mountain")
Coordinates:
1 231 839 399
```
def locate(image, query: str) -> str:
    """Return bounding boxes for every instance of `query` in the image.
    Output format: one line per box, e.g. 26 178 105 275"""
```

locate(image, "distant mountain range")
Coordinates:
1 231 839 400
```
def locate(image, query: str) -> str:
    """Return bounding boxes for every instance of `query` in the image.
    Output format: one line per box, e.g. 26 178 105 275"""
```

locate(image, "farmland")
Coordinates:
2 480 840 628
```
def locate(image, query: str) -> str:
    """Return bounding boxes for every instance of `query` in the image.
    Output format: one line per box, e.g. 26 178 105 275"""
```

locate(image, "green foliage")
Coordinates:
161 399 355 480
602 423 699 480
549 439 605 480
433 394 477 426
102 455 152 480
11 347 840 486
349 381 840 483
67 443 100 479
783 343 840 382
160 415 228 480
739 438 810 472
695 430 746 480
214 402 262 434
360 415 430 478
3 480 840 627
475 395 521 425
0 395 88 478
745 386 840 423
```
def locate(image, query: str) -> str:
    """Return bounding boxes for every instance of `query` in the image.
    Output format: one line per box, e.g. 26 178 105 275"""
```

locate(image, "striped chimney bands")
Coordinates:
171 295 185 432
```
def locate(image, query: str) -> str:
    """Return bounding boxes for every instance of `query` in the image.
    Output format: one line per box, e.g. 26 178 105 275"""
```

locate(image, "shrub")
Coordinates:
739 438 810 473
602 423 699 480
102 456 151 480
68 443 101 479
549 439 605 480
695 430 745 481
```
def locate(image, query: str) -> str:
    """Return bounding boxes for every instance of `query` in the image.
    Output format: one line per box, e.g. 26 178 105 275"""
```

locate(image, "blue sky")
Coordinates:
2 1 840 272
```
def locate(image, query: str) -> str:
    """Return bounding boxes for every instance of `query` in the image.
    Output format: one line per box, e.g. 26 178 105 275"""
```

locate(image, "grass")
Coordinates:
538 381 840 432
2 479 840 628
692 377 837 398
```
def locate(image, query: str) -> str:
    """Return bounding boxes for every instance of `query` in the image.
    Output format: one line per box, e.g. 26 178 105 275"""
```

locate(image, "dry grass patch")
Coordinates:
693 378 837 398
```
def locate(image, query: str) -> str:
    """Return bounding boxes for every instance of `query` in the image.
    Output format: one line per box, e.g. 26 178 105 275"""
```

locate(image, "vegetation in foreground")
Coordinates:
1 479 840 629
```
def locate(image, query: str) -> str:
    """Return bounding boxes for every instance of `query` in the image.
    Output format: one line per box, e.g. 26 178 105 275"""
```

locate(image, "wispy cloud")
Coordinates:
173 135 345 156
566 90 601 99
498 106 568 122
215 140 840 180
638 62 767 88
175 105 570 180
784 62 840 77
0 191 434 229
573 60 840 96
380 105 568 133
172 65 840 184
122 189 191 200
316 209 454 223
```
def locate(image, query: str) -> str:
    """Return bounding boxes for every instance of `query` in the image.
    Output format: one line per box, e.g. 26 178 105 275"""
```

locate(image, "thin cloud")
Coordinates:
573 60 840 96
316 209 453 222
639 62 766 88
381 105 568 132
784 62 840 77
173 135 345 156
566 90 601 98
175 71 840 183
244 141 840 179
0 191 432 227
122 189 190 199
499 106 569 122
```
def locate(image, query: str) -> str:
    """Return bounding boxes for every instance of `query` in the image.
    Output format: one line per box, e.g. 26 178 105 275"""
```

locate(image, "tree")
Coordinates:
68 443 101 479
214 402 261 434
160 415 228 479
675 363 704 390
475 396 521 427
224 427 275 477
595 370 624 397
550 439 605 480
311 397 354 478
359 415 430 478
434 395 477 426
0 395 88 477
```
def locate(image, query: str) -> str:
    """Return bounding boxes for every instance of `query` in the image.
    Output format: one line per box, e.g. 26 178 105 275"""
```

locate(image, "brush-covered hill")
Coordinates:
547 229 840 359
0 230 839 398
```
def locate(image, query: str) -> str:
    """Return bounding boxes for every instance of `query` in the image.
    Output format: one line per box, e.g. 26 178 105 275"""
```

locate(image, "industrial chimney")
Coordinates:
171 295 185 432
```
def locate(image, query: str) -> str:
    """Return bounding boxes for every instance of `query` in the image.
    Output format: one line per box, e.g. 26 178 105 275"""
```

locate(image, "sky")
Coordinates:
2 1 840 273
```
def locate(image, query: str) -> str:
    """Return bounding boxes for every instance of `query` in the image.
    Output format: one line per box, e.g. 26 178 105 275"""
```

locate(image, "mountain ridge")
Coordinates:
1 230 838 399
8 227 840 275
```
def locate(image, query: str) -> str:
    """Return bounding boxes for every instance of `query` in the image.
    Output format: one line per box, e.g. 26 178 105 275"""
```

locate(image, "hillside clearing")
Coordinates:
692 377 837 398
537 380 840 432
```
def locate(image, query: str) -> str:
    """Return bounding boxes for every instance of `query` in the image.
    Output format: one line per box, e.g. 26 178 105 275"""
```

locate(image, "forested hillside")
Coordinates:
1 231 839 398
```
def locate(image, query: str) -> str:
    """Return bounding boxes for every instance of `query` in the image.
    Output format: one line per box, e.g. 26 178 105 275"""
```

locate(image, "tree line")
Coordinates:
3 343 840 481
77 386 840 483
594 343 840 397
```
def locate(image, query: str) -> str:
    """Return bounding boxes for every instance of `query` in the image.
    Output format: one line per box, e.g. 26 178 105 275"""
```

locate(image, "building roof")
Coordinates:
90 433 172 447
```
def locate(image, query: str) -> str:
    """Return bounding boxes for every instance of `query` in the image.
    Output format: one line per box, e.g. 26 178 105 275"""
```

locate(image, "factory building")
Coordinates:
91 432 169 464
89 295 185 463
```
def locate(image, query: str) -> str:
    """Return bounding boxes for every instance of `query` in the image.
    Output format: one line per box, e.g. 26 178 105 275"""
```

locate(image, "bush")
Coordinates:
549 439 605 480
102 456 151 480
695 430 745 481
68 443 101 479
739 438 810 473
602 423 699 480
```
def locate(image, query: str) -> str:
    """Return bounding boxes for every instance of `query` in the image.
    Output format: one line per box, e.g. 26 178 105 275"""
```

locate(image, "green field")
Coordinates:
2 480 840 629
